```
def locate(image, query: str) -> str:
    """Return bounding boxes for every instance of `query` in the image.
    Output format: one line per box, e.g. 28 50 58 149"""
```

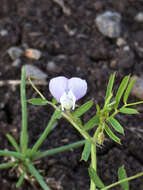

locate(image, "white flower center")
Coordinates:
60 90 76 110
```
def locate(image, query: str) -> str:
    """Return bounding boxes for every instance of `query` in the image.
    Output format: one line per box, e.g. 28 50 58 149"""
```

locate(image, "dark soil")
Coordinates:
0 0 143 189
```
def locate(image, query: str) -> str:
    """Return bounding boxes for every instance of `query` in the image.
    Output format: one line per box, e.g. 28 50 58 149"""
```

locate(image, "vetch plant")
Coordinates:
29 71 143 190
0 67 143 190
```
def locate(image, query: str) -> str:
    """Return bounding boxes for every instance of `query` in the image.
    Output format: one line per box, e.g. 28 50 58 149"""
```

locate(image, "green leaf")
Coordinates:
0 150 24 160
108 117 124 134
105 124 121 144
96 104 100 113
88 167 105 188
6 134 20 152
84 115 100 131
72 100 94 118
26 160 51 190
54 110 62 119
0 162 15 169
20 67 28 154
52 98 58 105
31 111 58 154
120 108 138 114
16 172 25 188
124 78 136 104
105 73 115 100
27 98 48 106
81 140 91 162
115 75 130 108
118 165 129 190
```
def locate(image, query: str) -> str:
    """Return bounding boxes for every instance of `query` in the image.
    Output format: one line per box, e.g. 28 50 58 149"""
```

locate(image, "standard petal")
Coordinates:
68 77 87 100
49 76 68 102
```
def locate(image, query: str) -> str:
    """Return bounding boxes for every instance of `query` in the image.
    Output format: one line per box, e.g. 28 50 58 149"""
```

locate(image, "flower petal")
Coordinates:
68 77 87 101
49 76 68 102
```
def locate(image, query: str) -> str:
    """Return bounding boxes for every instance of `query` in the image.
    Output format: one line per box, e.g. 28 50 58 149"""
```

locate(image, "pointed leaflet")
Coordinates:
115 75 130 108
81 140 91 162
123 77 136 104
88 167 105 188
105 124 121 144
84 115 100 131
16 172 25 188
118 165 129 190
28 98 48 106
6 134 20 152
108 117 124 134
105 73 115 100
120 107 138 114
72 100 94 118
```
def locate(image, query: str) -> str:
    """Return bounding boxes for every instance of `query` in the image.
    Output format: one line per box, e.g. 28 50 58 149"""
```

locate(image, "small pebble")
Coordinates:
8 47 23 60
12 58 21 67
95 11 121 38
0 29 8 36
25 48 42 60
47 61 56 72
24 64 47 80
116 37 126 47
135 12 143 23
131 76 143 99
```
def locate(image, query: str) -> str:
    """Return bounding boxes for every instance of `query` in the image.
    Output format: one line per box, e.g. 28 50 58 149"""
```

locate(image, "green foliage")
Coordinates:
119 107 138 114
105 124 121 144
105 73 115 100
118 166 129 190
115 75 130 108
84 115 100 131
108 117 124 134
81 140 91 162
27 98 48 106
72 100 94 118
123 78 136 104
88 167 105 188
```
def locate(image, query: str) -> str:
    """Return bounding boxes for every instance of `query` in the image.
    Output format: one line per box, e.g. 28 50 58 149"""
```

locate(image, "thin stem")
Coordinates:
28 78 46 100
0 150 24 160
20 67 28 154
90 143 97 190
101 172 143 190
31 111 57 154
26 159 51 190
0 161 15 169
33 140 85 160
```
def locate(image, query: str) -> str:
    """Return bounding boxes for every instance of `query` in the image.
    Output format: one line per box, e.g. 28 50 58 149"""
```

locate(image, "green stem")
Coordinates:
31 111 57 154
0 150 24 160
20 67 28 154
33 140 85 160
101 172 143 190
90 143 97 190
26 159 51 190
64 111 92 142
0 161 15 169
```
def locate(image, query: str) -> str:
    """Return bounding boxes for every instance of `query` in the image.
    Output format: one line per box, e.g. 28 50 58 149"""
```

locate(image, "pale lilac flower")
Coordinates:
49 76 87 110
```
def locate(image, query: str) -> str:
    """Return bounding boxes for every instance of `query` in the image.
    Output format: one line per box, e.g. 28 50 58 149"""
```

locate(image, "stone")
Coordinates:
25 48 42 60
47 61 57 72
116 37 126 47
8 47 23 60
0 29 8 36
24 64 47 80
135 12 143 23
131 76 143 99
12 58 21 67
95 11 121 38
